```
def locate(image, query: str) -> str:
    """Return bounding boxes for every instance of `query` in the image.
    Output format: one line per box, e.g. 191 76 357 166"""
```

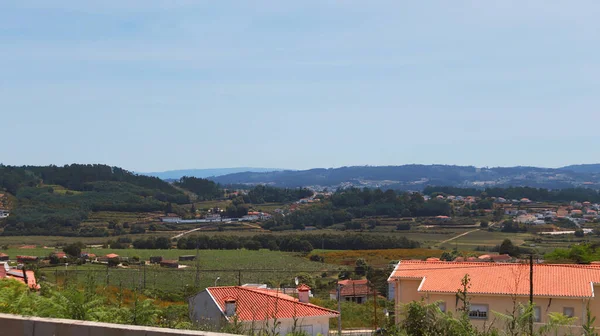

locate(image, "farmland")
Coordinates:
32 249 343 299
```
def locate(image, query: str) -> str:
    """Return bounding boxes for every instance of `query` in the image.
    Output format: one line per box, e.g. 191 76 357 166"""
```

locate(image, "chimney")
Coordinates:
297 284 310 303
224 296 236 317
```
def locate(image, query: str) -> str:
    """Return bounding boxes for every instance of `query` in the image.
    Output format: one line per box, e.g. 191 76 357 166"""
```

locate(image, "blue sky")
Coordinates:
2 1 599 171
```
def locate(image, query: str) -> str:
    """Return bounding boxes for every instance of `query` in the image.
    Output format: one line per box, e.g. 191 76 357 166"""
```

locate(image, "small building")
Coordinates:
150 256 163 264
1 267 40 290
0 210 9 218
329 279 376 304
179 255 196 261
189 285 338 336
160 260 179 268
80 252 96 260
98 253 120 263
16 256 39 264
0 253 8 261
51 252 67 259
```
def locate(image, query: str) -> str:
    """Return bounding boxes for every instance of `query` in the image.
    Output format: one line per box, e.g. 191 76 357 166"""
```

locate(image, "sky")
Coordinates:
2 1 599 172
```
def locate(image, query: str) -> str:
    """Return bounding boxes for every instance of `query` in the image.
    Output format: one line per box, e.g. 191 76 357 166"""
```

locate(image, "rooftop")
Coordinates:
388 260 600 298
205 286 339 321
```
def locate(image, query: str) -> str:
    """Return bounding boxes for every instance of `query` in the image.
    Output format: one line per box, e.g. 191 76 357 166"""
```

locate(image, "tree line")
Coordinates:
172 233 420 252
263 188 451 231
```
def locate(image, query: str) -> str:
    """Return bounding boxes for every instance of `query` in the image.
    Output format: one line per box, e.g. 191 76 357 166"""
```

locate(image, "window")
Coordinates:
563 307 575 318
533 306 541 322
468 304 488 319
438 302 446 313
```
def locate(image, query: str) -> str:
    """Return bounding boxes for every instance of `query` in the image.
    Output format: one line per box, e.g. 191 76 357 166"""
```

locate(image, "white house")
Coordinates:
0 210 9 219
189 285 338 336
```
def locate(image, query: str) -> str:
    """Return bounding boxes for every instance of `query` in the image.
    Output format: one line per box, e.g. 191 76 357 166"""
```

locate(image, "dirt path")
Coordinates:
171 226 213 239
439 228 480 245
171 222 264 239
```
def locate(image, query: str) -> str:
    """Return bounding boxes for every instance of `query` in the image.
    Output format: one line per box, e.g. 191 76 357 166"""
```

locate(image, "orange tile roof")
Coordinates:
105 253 119 259
207 286 338 321
297 284 311 291
330 279 373 297
2 269 40 290
388 261 600 298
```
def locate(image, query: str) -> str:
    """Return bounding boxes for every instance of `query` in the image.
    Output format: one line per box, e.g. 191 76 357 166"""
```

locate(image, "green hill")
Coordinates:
0 164 191 236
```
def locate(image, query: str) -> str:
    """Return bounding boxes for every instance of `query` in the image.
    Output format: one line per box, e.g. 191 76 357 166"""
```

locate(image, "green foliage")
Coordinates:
545 243 600 263
63 241 85 257
584 301 598 336
246 185 313 204
498 239 519 257
176 233 419 251
500 220 527 233
0 164 188 236
175 177 222 201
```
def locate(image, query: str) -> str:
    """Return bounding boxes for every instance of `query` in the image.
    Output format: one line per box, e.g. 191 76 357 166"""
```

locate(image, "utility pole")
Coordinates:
373 282 378 329
337 283 342 335
529 254 534 336
194 243 200 289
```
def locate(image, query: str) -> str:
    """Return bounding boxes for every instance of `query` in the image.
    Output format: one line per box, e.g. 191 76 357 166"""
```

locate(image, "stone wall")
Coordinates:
0 313 239 336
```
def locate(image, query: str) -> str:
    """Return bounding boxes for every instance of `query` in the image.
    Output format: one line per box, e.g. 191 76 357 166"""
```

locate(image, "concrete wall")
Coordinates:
244 317 330 336
189 291 226 329
0 313 239 336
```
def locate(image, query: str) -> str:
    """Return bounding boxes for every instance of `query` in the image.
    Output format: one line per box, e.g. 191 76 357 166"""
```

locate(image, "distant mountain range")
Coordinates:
140 167 283 180
207 164 600 190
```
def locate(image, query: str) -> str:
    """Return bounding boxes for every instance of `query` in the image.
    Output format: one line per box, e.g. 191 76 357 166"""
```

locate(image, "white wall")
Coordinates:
189 291 226 330
245 316 330 336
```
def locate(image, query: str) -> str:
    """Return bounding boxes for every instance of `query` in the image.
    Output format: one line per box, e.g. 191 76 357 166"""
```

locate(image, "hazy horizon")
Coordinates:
2 1 599 171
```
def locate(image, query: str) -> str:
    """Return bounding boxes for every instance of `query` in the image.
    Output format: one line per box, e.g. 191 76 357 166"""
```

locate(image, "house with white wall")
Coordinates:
189 285 338 336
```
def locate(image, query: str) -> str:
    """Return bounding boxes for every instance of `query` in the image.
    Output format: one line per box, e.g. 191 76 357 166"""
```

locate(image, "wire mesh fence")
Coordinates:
37 264 376 300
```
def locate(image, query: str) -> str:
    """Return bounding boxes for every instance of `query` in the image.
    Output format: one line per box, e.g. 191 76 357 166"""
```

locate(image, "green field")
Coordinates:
26 249 343 297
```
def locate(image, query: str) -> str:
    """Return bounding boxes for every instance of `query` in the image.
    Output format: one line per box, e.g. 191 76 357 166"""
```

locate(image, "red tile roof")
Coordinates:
330 279 373 297
1 268 40 290
207 286 338 321
389 261 600 298
16 256 38 260
105 253 119 259
52 252 67 258
297 284 311 291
